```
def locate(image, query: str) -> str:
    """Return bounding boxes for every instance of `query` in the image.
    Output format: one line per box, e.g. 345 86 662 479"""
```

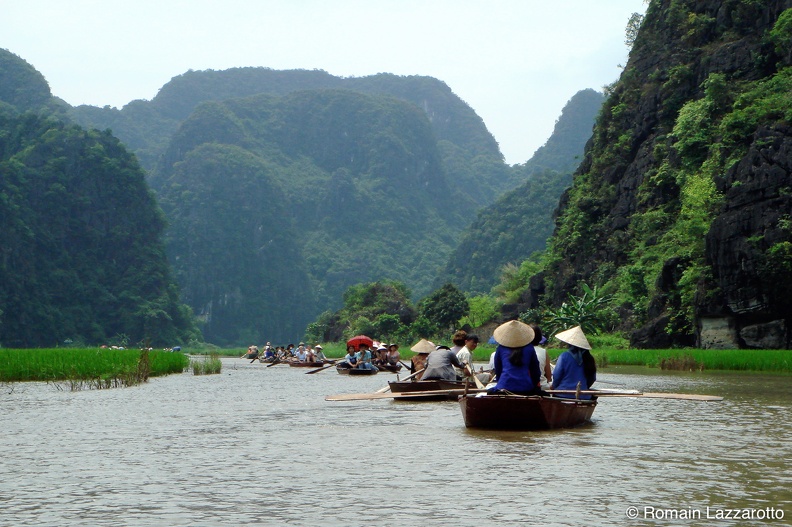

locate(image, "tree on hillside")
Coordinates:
418 283 469 333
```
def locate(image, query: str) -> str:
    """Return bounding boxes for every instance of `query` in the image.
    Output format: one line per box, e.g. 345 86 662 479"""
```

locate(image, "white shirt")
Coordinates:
534 346 551 388
456 347 472 375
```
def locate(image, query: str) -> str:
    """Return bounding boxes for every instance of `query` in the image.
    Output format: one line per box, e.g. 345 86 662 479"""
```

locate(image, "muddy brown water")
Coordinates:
2 359 790 526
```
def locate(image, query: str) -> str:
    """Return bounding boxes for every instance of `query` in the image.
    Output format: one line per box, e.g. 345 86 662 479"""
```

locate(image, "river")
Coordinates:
2 359 790 526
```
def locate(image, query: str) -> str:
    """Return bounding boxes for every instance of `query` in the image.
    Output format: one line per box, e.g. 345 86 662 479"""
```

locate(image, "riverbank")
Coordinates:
20 341 785 379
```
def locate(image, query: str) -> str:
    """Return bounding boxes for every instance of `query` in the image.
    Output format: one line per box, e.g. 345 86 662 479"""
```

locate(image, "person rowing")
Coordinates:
489 320 544 396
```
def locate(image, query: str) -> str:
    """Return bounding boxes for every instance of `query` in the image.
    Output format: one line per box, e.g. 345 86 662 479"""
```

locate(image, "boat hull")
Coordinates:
337 365 378 375
459 394 596 430
389 380 469 400
288 361 327 368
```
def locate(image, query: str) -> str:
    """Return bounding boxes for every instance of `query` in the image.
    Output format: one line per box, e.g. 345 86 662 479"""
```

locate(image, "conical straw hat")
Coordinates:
410 338 435 354
554 326 591 350
492 320 535 348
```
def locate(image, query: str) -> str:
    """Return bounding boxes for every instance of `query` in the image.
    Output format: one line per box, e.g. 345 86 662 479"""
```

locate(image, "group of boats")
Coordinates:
257 332 722 431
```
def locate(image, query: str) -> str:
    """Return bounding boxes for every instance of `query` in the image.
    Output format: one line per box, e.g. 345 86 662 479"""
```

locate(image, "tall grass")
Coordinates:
0 348 190 385
561 348 792 373
190 353 222 375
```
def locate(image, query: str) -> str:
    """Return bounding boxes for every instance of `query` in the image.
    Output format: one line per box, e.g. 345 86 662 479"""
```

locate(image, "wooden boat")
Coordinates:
389 379 469 400
375 363 402 373
336 365 378 375
288 361 328 368
459 394 597 430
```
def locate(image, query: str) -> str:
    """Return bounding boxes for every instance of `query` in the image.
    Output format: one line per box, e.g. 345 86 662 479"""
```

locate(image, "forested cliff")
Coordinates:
531 0 792 349
441 89 604 294
0 50 200 347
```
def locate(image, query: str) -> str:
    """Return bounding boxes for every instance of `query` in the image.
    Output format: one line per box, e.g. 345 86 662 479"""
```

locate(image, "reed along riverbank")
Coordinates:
0 348 190 383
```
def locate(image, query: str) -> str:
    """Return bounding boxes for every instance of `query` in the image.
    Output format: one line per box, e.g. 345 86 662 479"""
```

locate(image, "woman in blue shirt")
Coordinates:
490 320 542 395
552 326 596 399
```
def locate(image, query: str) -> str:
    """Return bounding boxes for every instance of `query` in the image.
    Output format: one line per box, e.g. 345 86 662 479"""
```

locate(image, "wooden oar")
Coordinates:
546 389 723 401
374 367 426 393
326 387 487 401
266 358 287 367
464 364 486 390
306 363 335 374
396 367 425 383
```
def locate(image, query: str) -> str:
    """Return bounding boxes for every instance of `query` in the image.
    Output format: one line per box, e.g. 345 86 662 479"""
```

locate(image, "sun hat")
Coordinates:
493 320 535 348
554 326 591 350
315 345 323 349
410 339 435 354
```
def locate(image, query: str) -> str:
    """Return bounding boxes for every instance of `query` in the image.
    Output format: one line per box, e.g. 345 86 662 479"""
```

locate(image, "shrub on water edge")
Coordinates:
190 353 222 375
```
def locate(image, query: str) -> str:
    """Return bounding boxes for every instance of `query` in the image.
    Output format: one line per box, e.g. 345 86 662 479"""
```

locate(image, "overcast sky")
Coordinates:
2 0 647 165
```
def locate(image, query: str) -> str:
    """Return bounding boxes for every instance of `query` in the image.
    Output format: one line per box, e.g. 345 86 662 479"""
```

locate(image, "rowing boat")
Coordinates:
459 393 597 430
389 379 469 400
336 365 378 375
288 361 327 368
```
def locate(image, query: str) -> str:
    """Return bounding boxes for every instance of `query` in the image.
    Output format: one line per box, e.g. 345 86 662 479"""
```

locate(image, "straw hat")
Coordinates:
493 320 535 348
554 326 591 350
410 339 435 354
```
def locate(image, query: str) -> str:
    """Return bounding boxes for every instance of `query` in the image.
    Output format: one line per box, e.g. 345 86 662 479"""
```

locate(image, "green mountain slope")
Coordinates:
441 89 604 294
154 90 466 344
0 49 200 348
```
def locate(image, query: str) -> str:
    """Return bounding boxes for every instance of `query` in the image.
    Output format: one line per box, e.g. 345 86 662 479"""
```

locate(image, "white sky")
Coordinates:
1 0 647 165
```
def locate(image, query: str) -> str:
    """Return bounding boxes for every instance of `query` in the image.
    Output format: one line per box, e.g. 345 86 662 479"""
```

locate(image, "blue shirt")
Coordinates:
552 349 596 399
493 344 541 393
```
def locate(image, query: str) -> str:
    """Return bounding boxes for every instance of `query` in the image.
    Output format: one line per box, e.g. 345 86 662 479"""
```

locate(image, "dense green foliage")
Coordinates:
0 49 52 113
521 284 616 336
441 89 604 294
306 280 471 345
0 111 200 347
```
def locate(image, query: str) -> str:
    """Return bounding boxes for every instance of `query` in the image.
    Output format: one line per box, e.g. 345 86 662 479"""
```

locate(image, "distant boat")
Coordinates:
336 365 378 375
459 394 597 430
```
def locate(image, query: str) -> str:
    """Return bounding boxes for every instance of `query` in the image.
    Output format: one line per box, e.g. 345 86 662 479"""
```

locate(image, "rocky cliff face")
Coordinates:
540 0 792 348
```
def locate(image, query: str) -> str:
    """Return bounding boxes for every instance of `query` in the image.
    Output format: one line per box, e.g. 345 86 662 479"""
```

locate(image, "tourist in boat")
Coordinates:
263 346 276 362
385 343 400 366
551 325 596 399
355 344 378 371
305 345 317 362
295 345 308 362
529 324 553 390
455 334 479 378
489 320 543 396
337 345 358 369
422 344 466 381
314 345 327 362
409 339 434 379
242 345 259 361
373 344 388 366
449 330 467 355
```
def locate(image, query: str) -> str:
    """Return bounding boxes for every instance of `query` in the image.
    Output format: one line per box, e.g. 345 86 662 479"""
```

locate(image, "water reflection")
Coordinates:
1 361 790 526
